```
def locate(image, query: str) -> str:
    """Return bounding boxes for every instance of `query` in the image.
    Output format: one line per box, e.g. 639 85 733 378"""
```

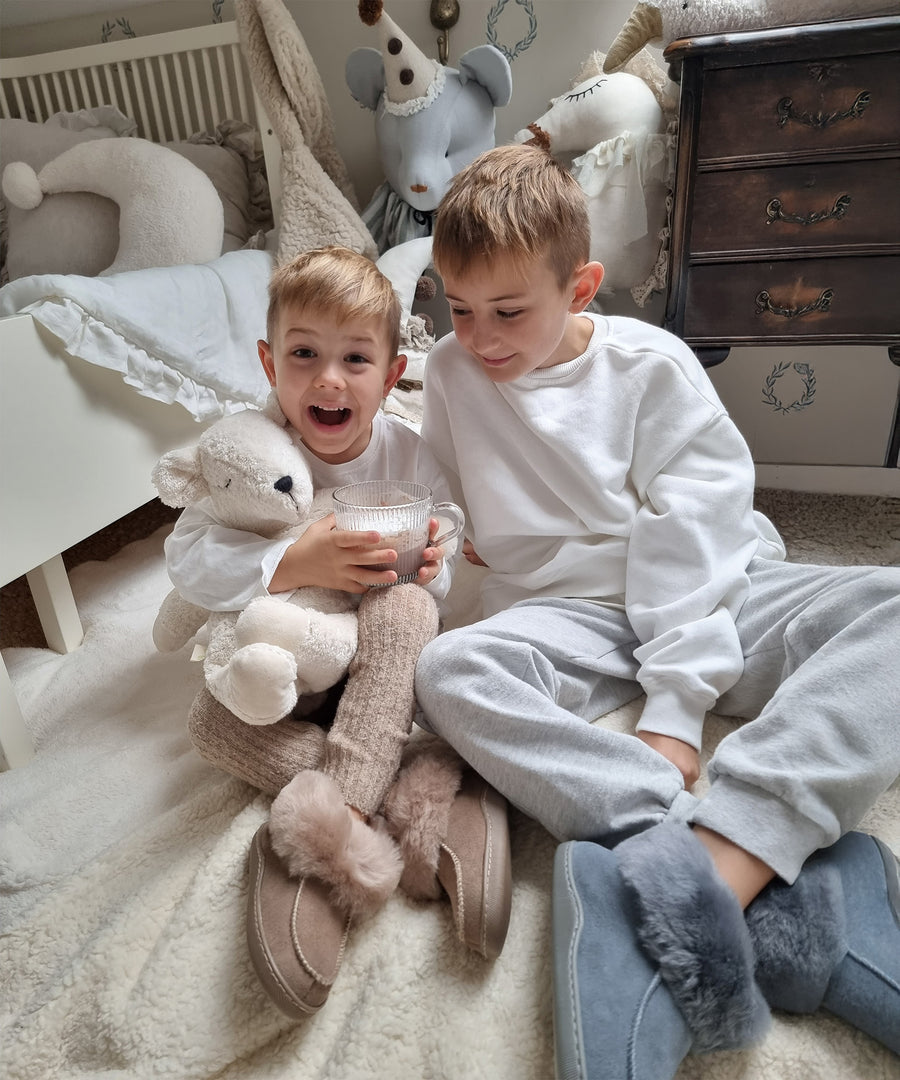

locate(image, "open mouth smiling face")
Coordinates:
310 405 352 427
259 307 406 465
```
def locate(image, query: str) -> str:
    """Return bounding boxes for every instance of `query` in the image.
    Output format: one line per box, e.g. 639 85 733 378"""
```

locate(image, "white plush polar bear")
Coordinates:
1 137 223 274
152 400 360 726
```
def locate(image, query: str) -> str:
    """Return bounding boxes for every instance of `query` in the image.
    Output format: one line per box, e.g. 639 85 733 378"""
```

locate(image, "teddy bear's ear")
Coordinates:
151 445 210 507
262 389 289 427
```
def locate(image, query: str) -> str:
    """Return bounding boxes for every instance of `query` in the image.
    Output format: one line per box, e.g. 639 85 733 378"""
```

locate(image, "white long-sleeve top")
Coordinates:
165 410 457 611
422 313 785 750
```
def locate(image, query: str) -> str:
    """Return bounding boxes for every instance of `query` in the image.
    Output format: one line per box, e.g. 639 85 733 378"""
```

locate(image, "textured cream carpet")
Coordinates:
0 491 897 1080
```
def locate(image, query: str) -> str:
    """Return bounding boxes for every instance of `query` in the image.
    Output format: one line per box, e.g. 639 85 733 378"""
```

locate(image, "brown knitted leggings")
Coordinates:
187 584 440 815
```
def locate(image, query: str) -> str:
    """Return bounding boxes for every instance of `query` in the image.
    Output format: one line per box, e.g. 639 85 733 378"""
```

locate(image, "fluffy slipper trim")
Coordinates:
382 738 464 900
616 824 771 1053
269 770 403 919
745 857 847 1012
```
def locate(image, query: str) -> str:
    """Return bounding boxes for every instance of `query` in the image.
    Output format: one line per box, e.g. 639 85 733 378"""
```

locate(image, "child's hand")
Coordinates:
637 731 700 790
269 514 402 594
415 517 447 587
463 539 488 567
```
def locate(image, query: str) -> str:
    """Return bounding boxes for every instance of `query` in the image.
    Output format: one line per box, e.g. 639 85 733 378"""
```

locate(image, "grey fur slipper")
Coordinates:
616 823 771 1052
552 824 769 1080
746 831 900 1054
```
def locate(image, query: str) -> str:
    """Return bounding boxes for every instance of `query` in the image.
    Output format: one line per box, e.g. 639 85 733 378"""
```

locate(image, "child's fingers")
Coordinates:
331 527 382 549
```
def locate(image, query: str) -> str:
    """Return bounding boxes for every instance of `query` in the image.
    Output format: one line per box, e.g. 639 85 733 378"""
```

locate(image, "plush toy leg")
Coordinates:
201 613 299 725
152 588 209 652
324 584 439 817
187 686 333 796
552 825 770 1080
382 738 513 960
235 597 359 695
746 831 900 1054
207 641 301 725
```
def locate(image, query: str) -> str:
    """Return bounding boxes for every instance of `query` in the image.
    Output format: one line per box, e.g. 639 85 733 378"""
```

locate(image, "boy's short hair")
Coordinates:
266 246 401 358
432 144 591 288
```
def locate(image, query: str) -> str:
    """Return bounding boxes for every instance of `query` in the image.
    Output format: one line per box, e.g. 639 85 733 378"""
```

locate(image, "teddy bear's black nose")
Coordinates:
274 475 293 494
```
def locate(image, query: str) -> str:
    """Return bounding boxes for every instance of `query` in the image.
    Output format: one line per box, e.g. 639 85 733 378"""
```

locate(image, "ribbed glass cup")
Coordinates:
332 480 465 584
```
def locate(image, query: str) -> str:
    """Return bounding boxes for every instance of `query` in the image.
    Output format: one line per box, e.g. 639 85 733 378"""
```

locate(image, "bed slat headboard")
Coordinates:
0 21 282 218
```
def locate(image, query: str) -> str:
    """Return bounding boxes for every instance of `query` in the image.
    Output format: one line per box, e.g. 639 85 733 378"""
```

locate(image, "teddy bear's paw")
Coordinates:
152 588 209 652
270 770 403 919
209 643 298 725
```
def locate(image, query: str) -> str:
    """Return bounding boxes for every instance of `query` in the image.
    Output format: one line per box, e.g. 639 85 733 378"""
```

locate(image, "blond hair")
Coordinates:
432 144 590 287
266 246 401 358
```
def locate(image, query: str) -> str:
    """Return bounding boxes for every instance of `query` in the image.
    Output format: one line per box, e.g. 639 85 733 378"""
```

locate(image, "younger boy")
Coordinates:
166 246 510 1014
415 145 899 1074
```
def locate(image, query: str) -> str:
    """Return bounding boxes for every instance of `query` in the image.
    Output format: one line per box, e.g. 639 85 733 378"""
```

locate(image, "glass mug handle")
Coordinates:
431 501 466 548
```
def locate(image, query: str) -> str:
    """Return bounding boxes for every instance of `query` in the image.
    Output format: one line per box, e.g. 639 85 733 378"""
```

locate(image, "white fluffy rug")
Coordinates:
1 512 898 1080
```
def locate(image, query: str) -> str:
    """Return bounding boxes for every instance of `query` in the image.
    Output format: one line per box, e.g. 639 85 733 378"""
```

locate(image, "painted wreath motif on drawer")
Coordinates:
761 361 817 414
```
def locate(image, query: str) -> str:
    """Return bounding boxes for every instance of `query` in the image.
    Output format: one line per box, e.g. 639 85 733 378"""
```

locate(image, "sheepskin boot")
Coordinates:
246 770 403 1017
553 824 770 1080
382 738 513 960
269 770 403 916
746 831 900 1054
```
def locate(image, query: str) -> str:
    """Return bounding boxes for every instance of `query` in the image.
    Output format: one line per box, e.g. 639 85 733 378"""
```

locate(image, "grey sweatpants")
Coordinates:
415 558 900 882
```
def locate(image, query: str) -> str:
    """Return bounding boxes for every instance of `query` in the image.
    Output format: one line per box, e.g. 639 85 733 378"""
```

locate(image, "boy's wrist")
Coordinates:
636 687 705 753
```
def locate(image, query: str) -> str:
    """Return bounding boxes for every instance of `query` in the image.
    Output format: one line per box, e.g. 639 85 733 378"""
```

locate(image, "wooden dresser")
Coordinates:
663 17 900 474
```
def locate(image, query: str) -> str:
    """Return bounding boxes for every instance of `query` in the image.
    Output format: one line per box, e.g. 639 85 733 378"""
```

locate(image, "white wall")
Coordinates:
2 1 897 490
1 1 642 209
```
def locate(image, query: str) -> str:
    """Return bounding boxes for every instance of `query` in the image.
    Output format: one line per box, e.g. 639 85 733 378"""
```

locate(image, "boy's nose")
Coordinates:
314 361 346 387
470 323 496 355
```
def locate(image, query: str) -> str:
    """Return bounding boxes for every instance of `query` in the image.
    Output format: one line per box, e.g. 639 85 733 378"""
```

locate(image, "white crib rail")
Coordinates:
0 21 281 218
1 23 255 140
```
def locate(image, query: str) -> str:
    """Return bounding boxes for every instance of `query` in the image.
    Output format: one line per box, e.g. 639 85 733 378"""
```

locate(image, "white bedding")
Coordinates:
0 248 275 421
2 525 897 1080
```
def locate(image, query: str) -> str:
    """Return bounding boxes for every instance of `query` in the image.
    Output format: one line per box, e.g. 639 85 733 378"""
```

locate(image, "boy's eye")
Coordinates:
292 347 316 358
345 353 369 365
498 309 522 320
449 306 470 318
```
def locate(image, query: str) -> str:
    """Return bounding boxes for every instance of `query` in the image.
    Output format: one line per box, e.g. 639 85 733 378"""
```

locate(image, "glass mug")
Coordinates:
332 480 466 585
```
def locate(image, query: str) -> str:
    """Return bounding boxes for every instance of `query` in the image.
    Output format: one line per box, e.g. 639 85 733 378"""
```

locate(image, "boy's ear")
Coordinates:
569 261 604 312
383 354 408 397
258 339 276 387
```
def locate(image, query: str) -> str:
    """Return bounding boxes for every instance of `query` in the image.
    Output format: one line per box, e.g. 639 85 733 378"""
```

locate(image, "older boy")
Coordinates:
415 145 899 1075
167 247 511 1016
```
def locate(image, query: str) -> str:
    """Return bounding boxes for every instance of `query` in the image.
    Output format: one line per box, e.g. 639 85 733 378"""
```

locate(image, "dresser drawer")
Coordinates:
696 52 899 163
690 158 900 255
708 345 900 467
682 255 900 341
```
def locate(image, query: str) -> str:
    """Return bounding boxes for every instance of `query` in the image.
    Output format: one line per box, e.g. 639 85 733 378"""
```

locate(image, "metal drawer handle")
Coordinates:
765 194 851 226
755 288 834 319
776 91 870 129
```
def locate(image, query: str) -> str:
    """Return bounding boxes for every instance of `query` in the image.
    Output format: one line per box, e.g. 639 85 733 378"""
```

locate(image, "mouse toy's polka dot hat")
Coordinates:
357 0 445 115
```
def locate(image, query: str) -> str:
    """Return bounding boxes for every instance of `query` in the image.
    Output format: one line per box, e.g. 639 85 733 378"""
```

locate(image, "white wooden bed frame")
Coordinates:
0 22 281 766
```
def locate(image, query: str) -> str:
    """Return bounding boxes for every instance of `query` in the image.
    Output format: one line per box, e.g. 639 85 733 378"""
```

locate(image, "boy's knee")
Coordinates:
416 628 457 682
793 567 899 646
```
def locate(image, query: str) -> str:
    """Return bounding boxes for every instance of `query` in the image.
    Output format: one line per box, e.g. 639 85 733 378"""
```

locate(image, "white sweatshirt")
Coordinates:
165 410 457 611
422 313 785 750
